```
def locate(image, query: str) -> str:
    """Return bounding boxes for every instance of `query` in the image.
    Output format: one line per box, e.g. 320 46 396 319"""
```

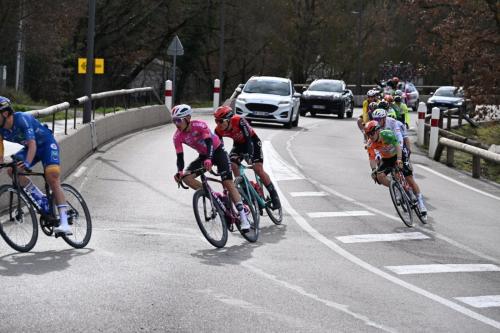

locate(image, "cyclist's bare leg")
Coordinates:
231 162 240 177
183 174 202 190
376 173 390 187
45 165 72 235
222 179 250 230
253 162 271 185
7 167 30 187
405 175 421 195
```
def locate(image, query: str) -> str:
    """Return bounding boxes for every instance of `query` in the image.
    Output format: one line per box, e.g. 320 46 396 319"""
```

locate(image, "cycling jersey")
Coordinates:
393 102 410 127
382 117 407 147
366 129 399 160
173 120 221 156
360 99 379 124
215 115 263 162
0 112 60 167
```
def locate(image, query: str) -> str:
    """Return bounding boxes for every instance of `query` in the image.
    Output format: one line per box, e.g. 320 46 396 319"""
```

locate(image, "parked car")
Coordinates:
397 81 420 110
234 76 301 128
426 86 465 114
299 79 354 118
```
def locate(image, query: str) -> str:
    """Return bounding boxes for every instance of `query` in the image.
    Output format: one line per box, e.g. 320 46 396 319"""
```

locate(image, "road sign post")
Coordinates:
167 35 184 105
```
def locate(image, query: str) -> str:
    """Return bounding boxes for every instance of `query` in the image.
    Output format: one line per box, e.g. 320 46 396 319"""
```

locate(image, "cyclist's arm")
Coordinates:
239 118 254 157
204 137 214 161
24 139 37 167
176 152 184 172
0 136 3 164
20 117 37 167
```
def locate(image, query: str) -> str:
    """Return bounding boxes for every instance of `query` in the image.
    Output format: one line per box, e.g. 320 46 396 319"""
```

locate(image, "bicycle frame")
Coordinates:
238 164 266 209
196 169 238 223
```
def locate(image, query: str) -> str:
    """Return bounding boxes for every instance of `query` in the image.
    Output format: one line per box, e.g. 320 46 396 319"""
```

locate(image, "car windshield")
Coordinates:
308 81 343 92
243 80 290 96
435 87 464 97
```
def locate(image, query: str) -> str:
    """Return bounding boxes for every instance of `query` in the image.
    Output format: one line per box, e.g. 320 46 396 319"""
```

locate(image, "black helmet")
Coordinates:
377 100 389 110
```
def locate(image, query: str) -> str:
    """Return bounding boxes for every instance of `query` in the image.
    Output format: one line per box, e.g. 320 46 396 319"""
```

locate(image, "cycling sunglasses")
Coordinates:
215 118 226 124
173 117 184 124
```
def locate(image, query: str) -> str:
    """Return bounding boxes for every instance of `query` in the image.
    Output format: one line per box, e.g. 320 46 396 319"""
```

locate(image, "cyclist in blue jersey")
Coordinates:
0 96 72 235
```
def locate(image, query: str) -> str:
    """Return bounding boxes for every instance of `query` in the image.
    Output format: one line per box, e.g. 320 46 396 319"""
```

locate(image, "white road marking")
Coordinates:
455 295 500 308
307 211 374 218
386 264 500 275
242 263 397 333
337 232 430 244
263 141 303 181
290 191 328 197
73 166 87 178
415 164 500 201
265 140 500 330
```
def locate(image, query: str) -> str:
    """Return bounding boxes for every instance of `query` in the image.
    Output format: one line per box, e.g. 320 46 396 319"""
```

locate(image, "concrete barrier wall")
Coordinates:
0 105 170 186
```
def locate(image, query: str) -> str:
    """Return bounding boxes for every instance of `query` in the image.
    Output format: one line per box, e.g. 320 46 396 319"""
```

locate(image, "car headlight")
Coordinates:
237 98 247 103
279 101 291 105
454 101 463 106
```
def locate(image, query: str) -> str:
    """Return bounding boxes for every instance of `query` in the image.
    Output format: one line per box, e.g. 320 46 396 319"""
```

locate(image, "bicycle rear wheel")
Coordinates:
263 184 283 225
237 187 259 243
412 202 428 225
58 184 92 248
389 180 413 227
193 189 228 248
0 185 38 252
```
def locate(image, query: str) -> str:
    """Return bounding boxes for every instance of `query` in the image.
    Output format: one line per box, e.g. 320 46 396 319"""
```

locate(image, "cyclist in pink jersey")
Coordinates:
172 104 250 232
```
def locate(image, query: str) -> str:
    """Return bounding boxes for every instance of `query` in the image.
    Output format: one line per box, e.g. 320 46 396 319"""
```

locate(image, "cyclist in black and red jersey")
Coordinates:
214 105 281 210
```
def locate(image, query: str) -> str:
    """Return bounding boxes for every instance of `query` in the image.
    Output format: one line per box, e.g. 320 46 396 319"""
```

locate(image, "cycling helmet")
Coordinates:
377 100 389 110
364 120 381 135
368 101 378 112
394 89 403 96
371 109 387 120
0 96 13 113
171 104 192 119
214 105 233 120
367 89 378 97
392 77 400 83
394 95 402 103
384 95 394 103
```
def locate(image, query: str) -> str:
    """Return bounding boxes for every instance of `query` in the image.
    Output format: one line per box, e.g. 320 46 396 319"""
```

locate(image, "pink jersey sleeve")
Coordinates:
173 131 184 154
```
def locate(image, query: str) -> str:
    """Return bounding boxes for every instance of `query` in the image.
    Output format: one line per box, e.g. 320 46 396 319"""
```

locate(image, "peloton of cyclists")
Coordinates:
171 104 251 232
213 105 281 210
357 89 380 142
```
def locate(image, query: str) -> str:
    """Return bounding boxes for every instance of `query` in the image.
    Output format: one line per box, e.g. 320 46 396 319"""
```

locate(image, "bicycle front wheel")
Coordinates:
193 189 228 248
0 185 38 252
263 184 283 225
59 184 92 248
389 180 413 227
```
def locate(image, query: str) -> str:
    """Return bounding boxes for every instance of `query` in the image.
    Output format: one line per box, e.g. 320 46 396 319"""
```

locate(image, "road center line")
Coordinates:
337 232 429 243
264 140 500 330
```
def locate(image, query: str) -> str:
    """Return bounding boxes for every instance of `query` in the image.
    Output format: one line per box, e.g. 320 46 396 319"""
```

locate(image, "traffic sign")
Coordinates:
167 36 184 56
78 58 105 74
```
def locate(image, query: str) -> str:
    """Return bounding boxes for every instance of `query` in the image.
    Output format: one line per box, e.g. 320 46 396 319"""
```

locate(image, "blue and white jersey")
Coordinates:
0 112 54 147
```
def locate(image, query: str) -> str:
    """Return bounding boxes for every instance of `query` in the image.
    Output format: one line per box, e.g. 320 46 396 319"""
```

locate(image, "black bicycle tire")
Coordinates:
60 184 92 248
389 180 413 227
236 187 259 243
193 189 228 248
263 184 283 225
412 202 428 225
0 185 38 252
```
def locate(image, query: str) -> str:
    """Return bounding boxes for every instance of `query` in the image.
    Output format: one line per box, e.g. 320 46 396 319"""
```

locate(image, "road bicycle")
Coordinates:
178 168 259 248
388 166 427 227
234 162 282 225
0 157 92 252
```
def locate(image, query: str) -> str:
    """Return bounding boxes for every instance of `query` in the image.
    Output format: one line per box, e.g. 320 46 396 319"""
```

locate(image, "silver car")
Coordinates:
235 76 301 128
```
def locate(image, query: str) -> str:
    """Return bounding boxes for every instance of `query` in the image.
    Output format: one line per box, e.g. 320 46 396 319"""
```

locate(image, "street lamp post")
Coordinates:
83 0 96 124
352 4 363 95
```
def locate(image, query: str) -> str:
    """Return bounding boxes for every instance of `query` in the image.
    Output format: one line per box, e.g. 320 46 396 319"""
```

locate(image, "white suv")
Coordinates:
234 76 301 128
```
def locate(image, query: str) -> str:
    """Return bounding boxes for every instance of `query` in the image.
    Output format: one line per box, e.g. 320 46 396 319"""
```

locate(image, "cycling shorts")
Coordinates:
15 139 60 168
187 146 232 181
229 136 263 164
378 154 412 177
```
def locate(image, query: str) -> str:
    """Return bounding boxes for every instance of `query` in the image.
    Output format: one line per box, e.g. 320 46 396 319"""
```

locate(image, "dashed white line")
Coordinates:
290 191 328 197
455 295 500 308
73 166 87 178
385 264 500 275
337 232 429 244
307 211 374 218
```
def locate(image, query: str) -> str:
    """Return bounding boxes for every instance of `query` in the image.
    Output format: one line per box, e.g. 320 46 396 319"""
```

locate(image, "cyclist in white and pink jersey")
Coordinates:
172 104 250 231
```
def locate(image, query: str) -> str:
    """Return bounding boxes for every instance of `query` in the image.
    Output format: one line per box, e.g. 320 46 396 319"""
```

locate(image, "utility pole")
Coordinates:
353 1 363 95
83 0 96 124
218 0 225 103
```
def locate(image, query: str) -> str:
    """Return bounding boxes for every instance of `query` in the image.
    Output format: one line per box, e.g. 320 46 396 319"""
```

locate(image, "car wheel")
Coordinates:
338 102 345 119
299 110 307 117
310 111 317 117
292 112 299 127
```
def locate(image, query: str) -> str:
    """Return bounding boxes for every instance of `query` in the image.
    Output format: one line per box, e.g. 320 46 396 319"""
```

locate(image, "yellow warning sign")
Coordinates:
78 58 105 74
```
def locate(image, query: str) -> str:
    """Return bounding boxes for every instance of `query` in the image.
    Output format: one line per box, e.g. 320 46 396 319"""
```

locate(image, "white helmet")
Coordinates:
171 104 193 118
371 108 387 120
367 89 378 97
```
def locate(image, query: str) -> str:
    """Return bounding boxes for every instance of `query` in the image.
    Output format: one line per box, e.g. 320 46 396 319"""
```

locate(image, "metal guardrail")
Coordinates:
27 87 162 135
434 137 500 178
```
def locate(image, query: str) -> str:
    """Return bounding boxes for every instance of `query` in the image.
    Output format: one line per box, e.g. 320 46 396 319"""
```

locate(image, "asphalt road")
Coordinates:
0 109 499 332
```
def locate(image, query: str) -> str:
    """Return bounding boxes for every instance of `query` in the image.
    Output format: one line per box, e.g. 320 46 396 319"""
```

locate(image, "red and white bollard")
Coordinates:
213 79 220 110
428 107 440 158
417 101 426 146
165 80 172 110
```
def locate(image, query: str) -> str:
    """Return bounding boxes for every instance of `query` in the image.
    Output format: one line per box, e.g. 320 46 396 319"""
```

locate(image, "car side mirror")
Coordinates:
430 91 434 95
235 87 242 93
293 92 301 98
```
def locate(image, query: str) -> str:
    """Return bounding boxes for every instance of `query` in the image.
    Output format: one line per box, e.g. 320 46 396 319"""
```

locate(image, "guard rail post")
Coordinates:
429 107 440 158
165 80 172 110
417 102 426 146
213 79 220 110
